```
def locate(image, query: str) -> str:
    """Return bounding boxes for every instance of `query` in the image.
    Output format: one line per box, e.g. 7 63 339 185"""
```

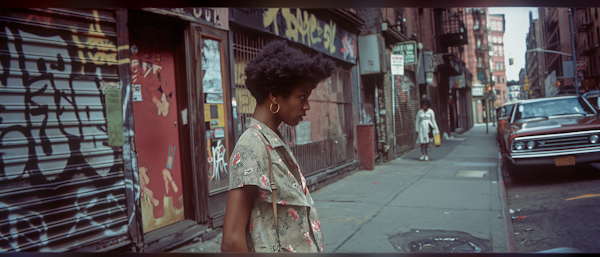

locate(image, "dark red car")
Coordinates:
501 95 600 175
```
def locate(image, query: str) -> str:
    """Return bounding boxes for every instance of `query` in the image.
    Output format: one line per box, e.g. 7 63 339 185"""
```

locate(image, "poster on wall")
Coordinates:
202 39 223 93
204 104 225 128
206 93 224 104
105 88 124 146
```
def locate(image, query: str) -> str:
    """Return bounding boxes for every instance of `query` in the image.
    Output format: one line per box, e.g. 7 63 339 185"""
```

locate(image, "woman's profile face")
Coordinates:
276 81 313 126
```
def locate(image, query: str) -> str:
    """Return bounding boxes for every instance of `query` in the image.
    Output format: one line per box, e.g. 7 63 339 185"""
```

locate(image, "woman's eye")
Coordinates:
301 95 306 100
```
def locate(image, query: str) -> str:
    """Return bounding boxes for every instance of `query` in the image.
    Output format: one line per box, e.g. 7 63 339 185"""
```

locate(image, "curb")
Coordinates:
497 152 516 252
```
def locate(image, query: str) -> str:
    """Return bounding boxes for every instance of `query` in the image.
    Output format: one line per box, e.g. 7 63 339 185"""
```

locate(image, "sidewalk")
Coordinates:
169 125 511 253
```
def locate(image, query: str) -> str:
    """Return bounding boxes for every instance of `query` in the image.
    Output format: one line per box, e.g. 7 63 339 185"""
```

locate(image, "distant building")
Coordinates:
538 8 575 96
525 11 546 98
489 14 506 107
465 8 492 124
573 8 600 93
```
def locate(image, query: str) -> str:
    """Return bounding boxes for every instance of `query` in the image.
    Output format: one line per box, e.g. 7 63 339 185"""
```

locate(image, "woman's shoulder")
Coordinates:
235 128 265 149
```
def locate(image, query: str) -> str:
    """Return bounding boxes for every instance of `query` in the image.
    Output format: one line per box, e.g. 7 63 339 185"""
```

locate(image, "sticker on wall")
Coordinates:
133 84 143 102
211 119 219 127
166 144 176 169
206 130 212 139
105 88 124 146
101 81 121 94
181 108 188 125
131 45 138 55
214 127 225 138
206 93 223 104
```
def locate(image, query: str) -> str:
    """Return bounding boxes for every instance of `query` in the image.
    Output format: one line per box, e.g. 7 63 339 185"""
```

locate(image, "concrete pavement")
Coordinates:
169 125 512 253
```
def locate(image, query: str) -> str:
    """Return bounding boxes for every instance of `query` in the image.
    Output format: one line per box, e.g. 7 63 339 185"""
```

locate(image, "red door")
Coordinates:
130 26 185 233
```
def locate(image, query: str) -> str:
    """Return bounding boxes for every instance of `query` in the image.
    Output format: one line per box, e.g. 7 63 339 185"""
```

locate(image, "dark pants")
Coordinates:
420 143 430 155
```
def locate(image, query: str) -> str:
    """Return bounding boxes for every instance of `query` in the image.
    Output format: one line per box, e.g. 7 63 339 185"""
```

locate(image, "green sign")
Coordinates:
392 41 417 65
105 88 124 147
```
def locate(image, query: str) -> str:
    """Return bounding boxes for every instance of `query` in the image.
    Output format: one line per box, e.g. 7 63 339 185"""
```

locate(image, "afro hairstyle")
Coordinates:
421 98 432 109
244 40 336 104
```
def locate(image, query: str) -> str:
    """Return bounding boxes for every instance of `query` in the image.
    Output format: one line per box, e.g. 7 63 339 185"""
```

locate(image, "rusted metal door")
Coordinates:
129 25 185 233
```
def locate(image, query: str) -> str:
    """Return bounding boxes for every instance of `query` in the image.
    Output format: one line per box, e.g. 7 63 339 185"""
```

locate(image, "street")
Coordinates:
503 162 600 253
171 124 510 253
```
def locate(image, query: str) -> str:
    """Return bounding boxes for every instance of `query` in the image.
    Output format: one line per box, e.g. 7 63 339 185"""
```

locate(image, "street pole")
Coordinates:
486 96 490 134
569 8 580 96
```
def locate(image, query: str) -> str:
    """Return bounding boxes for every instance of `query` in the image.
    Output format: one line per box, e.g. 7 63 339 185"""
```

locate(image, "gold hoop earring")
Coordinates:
270 103 280 114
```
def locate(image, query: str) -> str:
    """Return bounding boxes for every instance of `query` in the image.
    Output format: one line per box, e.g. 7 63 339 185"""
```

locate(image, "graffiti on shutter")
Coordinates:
0 9 129 252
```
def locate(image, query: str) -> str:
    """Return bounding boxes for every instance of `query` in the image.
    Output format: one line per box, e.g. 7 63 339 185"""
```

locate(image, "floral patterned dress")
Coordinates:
228 118 323 253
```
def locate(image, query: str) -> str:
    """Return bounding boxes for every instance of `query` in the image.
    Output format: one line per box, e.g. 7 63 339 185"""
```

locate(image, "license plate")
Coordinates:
555 156 576 166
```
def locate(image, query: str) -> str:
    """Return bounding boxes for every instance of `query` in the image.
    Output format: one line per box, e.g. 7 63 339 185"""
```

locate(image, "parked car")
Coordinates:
501 95 600 176
495 101 519 152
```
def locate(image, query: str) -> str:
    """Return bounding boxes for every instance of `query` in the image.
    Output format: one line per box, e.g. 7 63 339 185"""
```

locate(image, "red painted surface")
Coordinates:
131 30 184 230
357 124 375 170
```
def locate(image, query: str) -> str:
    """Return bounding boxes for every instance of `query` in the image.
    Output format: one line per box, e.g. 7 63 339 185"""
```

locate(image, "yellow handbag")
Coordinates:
434 134 441 147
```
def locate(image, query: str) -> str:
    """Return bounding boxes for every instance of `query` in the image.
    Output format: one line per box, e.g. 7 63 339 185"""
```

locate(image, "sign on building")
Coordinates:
391 55 404 75
392 41 417 64
472 87 484 96
449 74 465 88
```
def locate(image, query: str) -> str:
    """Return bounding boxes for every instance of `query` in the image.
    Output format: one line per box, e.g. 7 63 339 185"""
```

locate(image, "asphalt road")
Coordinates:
502 161 600 253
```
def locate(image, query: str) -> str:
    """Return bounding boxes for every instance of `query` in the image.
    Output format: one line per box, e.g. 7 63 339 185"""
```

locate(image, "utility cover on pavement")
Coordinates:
389 229 491 253
455 170 488 178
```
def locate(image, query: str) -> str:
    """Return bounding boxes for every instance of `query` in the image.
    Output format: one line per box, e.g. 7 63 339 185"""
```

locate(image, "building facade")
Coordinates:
0 7 363 253
464 8 491 124
538 8 575 96
525 12 546 98
489 14 506 107
574 8 600 92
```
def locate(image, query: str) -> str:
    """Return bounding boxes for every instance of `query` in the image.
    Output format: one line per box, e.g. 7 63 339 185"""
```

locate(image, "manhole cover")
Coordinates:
389 229 491 253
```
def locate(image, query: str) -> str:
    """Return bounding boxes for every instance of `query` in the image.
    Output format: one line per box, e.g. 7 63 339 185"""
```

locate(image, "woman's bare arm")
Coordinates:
221 185 257 252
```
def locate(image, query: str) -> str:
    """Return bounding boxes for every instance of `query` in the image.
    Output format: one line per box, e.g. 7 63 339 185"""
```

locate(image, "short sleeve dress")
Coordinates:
228 118 324 253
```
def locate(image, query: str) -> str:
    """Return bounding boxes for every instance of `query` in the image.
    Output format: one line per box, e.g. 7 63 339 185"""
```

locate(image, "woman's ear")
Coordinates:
268 92 278 104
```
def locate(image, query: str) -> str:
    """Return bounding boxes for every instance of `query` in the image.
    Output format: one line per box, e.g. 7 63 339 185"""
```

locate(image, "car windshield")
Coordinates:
514 97 595 121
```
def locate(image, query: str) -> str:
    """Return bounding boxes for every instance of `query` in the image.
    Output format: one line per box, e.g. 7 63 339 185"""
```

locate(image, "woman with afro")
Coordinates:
415 98 439 161
221 40 335 252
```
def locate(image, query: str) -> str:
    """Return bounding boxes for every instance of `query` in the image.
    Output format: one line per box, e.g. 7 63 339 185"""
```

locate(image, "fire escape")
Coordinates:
472 8 488 83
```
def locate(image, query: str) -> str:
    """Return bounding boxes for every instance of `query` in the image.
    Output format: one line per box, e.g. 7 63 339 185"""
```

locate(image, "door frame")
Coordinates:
125 9 211 252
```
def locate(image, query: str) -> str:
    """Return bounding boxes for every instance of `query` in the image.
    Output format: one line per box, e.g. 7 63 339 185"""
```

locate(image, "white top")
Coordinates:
415 108 439 144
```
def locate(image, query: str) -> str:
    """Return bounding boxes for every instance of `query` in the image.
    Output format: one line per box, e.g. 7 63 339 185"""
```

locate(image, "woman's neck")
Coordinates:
252 103 282 132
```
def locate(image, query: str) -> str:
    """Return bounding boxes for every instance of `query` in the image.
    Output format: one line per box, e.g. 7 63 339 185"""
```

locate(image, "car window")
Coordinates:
502 105 514 118
515 98 595 121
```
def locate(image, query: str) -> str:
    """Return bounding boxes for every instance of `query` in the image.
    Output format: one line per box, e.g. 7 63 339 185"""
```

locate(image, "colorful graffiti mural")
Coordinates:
0 9 129 251
230 8 357 64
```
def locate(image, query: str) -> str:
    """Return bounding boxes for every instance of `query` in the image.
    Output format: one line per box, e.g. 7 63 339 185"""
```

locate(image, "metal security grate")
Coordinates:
232 26 354 177
394 74 420 156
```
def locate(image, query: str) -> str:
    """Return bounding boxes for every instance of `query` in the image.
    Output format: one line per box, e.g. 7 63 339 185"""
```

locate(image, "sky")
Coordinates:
488 7 539 82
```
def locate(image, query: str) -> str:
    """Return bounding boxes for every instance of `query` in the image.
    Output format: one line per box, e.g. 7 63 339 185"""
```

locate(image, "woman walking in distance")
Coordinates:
221 40 335 253
416 99 439 161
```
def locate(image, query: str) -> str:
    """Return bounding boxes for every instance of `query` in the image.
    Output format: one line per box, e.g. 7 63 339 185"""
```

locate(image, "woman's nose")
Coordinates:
304 102 310 110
